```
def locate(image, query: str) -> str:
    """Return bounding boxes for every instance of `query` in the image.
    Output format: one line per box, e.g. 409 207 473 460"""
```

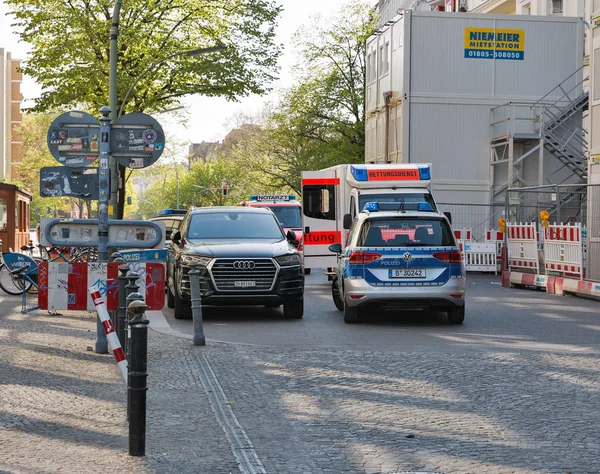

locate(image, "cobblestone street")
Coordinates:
2 272 600 473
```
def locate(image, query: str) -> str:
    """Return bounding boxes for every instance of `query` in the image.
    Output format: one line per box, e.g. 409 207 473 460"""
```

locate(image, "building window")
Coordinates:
0 198 6 231
379 43 390 76
551 0 563 14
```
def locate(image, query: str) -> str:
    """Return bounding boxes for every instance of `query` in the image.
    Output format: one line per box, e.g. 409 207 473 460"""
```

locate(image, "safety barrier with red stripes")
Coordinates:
506 223 539 273
543 224 583 279
89 282 128 383
38 261 165 311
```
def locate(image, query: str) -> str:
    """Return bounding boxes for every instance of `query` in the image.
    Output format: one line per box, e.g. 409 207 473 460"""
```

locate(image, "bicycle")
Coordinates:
0 240 41 296
0 242 93 296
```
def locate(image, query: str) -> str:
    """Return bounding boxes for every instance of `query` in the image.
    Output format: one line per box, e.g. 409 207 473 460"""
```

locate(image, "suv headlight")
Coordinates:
276 254 302 267
181 255 212 266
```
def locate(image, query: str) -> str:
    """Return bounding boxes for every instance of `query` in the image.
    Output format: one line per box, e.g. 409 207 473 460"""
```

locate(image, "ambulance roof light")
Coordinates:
350 166 368 181
418 165 431 180
364 202 379 211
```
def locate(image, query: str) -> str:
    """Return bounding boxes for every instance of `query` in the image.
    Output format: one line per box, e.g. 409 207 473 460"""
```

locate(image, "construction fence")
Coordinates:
437 184 600 281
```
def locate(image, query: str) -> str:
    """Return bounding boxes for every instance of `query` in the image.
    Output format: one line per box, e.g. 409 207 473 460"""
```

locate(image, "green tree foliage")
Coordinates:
238 1 376 191
8 0 282 115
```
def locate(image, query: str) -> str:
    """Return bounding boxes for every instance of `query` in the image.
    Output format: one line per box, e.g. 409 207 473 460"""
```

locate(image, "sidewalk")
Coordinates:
0 296 239 474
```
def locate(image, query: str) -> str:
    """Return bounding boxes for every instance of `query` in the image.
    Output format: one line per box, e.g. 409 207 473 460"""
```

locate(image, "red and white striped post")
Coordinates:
89 282 128 383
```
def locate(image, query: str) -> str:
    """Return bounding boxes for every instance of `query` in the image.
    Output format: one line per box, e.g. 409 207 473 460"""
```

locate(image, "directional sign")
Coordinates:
111 112 165 169
47 111 100 168
40 166 100 199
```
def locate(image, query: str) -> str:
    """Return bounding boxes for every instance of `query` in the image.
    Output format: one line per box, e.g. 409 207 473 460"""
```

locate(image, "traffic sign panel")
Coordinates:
40 166 99 199
47 111 100 168
111 112 165 169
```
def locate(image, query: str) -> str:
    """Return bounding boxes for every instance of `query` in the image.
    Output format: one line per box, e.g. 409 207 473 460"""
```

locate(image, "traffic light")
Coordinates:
127 196 132 205
222 185 228 197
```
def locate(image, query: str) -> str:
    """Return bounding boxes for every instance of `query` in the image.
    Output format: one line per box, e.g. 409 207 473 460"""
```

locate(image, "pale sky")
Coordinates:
0 0 358 156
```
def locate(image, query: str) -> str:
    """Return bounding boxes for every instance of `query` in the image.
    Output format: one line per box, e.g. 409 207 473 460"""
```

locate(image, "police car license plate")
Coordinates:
234 281 256 288
389 269 426 278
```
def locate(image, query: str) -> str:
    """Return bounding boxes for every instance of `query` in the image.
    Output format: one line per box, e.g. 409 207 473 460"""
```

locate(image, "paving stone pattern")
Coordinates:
0 299 238 474
2 295 600 473
205 343 600 474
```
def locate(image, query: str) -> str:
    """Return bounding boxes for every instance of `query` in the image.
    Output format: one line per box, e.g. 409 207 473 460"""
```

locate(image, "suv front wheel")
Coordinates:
174 292 192 320
284 298 303 319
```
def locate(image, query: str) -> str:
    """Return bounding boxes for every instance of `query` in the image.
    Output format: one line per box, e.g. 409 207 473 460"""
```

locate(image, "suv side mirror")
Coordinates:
343 214 353 230
286 230 299 247
443 212 452 224
329 243 342 254
171 230 181 243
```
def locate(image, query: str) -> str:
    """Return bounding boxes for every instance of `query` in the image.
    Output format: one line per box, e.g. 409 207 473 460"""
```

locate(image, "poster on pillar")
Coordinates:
111 112 165 169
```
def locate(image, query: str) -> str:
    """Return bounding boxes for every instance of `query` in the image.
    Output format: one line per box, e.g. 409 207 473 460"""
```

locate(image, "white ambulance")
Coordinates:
301 163 440 270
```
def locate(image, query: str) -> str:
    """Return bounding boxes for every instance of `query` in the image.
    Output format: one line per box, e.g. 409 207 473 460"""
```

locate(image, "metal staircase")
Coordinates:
532 66 588 181
489 66 589 226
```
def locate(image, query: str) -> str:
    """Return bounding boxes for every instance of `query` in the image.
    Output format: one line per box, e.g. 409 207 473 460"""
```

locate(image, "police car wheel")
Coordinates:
344 304 359 324
284 298 304 318
331 277 344 312
174 293 192 320
167 286 175 309
447 305 465 324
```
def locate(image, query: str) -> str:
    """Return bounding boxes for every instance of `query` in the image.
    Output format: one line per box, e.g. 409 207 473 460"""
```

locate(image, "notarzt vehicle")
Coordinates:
329 201 466 324
167 206 304 319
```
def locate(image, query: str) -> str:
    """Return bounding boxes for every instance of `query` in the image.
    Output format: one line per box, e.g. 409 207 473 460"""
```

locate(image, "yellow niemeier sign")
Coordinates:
464 28 525 60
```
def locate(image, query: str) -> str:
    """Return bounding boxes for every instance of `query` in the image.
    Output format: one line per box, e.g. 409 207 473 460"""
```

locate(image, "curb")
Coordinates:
502 270 600 298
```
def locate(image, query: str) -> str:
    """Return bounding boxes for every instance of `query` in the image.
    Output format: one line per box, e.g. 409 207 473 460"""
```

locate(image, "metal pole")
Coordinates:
109 0 123 218
556 185 561 224
95 106 112 354
127 299 148 457
188 265 206 346
117 263 130 346
176 162 179 208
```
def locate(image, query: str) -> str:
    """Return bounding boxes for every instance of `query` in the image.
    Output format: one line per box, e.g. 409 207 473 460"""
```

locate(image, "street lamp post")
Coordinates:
108 0 124 218
108 0 226 218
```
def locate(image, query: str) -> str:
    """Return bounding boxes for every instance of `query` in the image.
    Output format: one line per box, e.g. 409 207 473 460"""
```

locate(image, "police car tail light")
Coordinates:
432 251 462 263
349 251 382 264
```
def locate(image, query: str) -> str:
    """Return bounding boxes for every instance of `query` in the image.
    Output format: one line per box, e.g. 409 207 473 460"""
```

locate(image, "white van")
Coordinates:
301 164 441 270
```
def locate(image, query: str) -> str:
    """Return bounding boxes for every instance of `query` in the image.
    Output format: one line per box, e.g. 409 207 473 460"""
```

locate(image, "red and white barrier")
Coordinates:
89 282 127 383
543 224 583 279
38 261 165 311
506 223 539 273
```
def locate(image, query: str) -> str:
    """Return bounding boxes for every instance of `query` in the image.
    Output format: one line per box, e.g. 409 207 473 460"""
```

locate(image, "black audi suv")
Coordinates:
167 206 304 319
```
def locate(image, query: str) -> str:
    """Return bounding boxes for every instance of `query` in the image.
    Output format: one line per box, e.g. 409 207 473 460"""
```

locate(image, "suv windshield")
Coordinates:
358 217 454 247
262 206 302 229
187 212 284 240
359 193 436 211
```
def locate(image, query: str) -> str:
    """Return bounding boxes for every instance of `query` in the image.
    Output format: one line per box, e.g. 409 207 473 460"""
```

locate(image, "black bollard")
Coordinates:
127 299 149 457
125 272 140 355
188 264 206 346
117 263 130 346
126 290 144 421
109 253 124 325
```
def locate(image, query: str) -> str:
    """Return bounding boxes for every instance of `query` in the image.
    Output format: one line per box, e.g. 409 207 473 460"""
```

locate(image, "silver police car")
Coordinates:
329 201 466 324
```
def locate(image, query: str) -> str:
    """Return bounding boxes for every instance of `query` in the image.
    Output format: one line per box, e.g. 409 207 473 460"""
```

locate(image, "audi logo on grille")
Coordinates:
233 260 255 270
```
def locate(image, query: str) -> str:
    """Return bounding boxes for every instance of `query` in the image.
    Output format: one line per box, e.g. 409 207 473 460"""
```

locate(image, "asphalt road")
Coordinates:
160 270 600 353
